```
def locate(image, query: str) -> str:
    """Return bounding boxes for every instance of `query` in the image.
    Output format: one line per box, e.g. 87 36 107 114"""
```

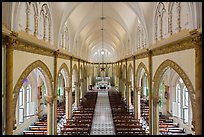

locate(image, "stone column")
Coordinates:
74 82 79 109
65 87 69 119
122 81 125 98
126 81 130 108
24 90 27 121
134 87 141 119
165 85 169 114
127 81 132 110
53 96 57 135
82 61 85 96
83 78 86 96
68 87 72 119
98 63 100 77
5 32 18 135
69 57 73 118
148 50 153 135
153 96 160 135
134 88 138 119
190 30 202 135
75 59 80 109
118 63 121 92
53 51 58 135
37 86 41 116
125 59 128 105
120 60 124 94
107 64 109 77
133 57 137 118
46 96 53 135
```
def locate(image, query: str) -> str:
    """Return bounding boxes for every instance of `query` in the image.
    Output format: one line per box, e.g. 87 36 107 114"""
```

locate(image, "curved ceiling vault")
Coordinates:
59 2 147 63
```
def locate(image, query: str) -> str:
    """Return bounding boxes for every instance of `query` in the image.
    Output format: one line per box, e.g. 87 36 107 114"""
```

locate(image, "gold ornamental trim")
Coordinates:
151 37 194 56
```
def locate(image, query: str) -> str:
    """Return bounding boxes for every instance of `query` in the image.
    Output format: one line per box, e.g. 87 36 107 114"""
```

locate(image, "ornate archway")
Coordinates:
152 59 195 134
135 62 149 119
13 60 54 115
135 62 149 88
12 60 53 134
57 63 69 87
127 64 134 109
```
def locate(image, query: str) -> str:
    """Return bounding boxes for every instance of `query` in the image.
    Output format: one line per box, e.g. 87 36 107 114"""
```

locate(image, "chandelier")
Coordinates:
100 2 105 72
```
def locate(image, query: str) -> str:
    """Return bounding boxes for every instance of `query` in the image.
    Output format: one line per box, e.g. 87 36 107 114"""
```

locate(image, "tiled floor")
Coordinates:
90 90 115 135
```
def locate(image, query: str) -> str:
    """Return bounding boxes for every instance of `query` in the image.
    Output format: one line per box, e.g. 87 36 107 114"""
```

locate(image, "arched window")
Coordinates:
40 3 51 42
176 82 181 117
175 78 191 125
60 23 70 51
182 86 189 124
42 82 47 107
18 86 25 124
159 82 165 110
26 84 31 119
154 2 166 41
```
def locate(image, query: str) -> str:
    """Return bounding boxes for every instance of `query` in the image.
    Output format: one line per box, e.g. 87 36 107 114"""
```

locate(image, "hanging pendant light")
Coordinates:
100 2 105 73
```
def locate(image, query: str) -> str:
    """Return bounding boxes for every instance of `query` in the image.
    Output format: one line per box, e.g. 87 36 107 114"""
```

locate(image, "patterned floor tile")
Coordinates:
90 90 115 135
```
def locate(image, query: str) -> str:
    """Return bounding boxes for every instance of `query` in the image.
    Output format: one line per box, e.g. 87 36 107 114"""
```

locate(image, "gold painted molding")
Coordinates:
3 31 89 62
151 36 194 56
135 51 149 60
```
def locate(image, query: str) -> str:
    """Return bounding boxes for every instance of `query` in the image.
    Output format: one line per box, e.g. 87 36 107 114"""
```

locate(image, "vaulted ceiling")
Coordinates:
51 2 154 63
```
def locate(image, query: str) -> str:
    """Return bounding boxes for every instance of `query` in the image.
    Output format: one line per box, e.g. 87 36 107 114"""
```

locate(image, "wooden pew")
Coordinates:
23 130 47 135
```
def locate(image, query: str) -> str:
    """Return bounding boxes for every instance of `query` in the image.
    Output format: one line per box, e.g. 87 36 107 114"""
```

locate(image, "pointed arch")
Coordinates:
135 62 149 88
122 64 126 77
72 64 78 73
152 59 195 133
72 64 78 82
127 64 133 81
13 60 53 126
57 63 69 88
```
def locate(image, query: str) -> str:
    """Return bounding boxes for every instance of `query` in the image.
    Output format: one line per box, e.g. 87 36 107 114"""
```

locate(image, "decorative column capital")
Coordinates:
152 96 160 104
65 87 71 92
147 49 152 56
190 29 201 47
74 82 79 86
136 87 142 92
54 50 60 58
53 96 58 102
6 31 19 47
45 96 53 105
127 81 131 85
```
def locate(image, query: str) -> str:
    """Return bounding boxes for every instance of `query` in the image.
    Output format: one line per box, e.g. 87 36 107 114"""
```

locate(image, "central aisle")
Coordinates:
90 90 115 135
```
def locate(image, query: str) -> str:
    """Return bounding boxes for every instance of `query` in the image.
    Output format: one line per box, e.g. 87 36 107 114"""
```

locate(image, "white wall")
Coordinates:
13 50 54 89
